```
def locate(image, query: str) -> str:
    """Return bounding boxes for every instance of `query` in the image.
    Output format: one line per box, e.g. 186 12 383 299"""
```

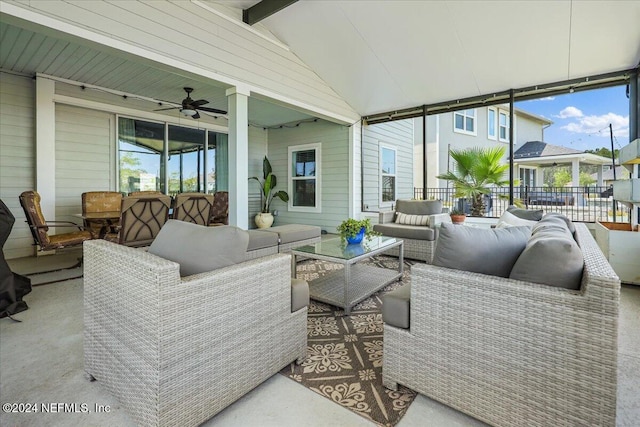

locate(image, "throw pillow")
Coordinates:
148 220 249 277
542 212 576 234
496 210 538 228
507 205 543 221
433 222 531 277
509 227 583 290
395 212 429 226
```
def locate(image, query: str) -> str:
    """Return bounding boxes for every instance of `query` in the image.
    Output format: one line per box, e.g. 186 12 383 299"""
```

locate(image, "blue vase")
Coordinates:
346 227 365 244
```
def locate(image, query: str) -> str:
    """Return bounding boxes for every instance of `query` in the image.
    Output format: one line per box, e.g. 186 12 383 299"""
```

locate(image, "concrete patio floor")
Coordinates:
1 248 638 427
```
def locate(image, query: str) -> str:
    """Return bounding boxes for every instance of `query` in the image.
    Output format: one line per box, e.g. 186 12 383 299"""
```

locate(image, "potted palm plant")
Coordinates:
337 218 380 244
437 146 511 217
249 156 289 228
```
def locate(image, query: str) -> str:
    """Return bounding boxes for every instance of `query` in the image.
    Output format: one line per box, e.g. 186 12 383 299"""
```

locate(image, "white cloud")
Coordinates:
533 96 555 102
561 112 629 138
556 106 583 119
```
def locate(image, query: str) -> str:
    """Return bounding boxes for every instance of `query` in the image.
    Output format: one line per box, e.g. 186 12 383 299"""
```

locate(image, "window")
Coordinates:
453 109 476 135
288 143 321 212
487 107 497 140
380 146 397 205
117 117 227 196
499 111 510 142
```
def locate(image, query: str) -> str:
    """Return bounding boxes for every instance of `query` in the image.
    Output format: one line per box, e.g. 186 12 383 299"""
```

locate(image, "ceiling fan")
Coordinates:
155 87 227 119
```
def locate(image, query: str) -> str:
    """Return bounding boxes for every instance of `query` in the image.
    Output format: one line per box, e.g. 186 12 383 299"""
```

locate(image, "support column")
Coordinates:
571 159 580 206
226 86 250 229
35 77 56 224
597 166 604 187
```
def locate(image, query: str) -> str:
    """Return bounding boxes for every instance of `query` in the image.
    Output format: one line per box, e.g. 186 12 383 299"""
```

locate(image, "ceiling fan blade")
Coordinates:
192 99 209 107
198 106 228 115
192 111 201 119
154 106 179 111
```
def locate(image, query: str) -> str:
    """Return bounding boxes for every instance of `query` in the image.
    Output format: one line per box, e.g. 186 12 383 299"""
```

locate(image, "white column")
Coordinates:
36 77 56 224
571 159 580 187
226 86 250 229
597 166 604 187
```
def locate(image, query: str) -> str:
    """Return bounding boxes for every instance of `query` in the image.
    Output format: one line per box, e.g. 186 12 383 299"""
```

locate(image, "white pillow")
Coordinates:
496 210 537 228
395 212 429 226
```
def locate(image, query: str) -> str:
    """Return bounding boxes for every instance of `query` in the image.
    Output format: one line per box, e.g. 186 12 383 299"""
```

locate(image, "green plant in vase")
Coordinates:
337 218 380 244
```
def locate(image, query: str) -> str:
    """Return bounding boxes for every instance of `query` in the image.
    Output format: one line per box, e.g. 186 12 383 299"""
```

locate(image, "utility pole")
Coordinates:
609 123 616 180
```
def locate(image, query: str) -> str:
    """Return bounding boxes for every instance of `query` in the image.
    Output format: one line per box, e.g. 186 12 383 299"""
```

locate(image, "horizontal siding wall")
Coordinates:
55 104 114 223
266 120 349 232
9 0 358 122
362 120 414 212
0 72 36 259
248 125 268 226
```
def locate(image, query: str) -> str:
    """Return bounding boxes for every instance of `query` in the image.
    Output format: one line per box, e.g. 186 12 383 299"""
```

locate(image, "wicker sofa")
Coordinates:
83 238 307 427
373 199 450 262
382 221 620 426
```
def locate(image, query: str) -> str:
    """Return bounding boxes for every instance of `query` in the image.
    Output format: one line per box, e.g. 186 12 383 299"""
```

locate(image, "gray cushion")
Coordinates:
382 284 410 329
531 214 574 239
496 210 538 228
291 278 309 312
542 212 576 234
264 224 321 244
373 223 436 240
507 205 543 221
395 199 442 216
247 229 279 251
149 220 249 276
510 227 583 290
433 223 531 277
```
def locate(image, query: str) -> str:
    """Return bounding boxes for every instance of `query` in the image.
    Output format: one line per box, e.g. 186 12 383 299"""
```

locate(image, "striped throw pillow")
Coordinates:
395 212 429 226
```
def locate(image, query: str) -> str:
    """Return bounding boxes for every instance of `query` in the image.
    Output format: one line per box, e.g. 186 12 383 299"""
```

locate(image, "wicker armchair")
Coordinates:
382 222 620 426
83 239 307 427
172 192 214 226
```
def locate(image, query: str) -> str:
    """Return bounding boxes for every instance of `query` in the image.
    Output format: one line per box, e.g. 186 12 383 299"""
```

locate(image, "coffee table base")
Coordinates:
308 264 402 315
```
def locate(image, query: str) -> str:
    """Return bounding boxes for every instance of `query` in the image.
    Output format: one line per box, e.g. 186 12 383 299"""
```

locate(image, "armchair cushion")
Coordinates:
496 210 538 228
395 213 429 226
149 220 249 276
291 278 309 312
374 223 436 240
382 283 411 329
433 223 531 277
395 199 442 216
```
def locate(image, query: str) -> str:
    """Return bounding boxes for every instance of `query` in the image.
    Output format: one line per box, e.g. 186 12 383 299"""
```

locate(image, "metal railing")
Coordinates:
414 186 631 223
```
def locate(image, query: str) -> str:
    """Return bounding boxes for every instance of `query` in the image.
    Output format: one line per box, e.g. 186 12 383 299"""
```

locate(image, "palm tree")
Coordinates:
437 146 510 217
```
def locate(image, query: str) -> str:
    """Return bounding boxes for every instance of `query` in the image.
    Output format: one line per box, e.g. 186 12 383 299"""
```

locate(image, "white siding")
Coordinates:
363 120 414 211
54 104 114 223
266 120 349 232
7 1 358 123
516 116 544 144
0 72 35 259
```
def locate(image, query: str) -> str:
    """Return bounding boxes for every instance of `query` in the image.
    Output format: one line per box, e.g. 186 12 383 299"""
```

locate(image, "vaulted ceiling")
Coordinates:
1 0 639 124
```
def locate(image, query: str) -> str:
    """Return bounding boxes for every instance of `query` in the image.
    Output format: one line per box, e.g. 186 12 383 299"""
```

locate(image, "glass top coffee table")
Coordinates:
291 236 403 315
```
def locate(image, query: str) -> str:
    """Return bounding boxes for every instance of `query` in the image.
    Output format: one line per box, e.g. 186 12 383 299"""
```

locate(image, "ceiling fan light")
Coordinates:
181 108 197 117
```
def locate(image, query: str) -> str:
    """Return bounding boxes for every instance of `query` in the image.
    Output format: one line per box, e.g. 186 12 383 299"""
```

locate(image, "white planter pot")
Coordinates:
255 212 274 229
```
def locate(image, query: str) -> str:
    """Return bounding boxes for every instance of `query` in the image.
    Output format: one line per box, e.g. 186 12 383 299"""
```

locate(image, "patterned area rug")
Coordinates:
280 256 417 427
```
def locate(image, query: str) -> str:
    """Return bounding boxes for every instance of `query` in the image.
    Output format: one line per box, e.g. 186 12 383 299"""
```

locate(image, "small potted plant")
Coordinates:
337 218 380 244
449 208 466 224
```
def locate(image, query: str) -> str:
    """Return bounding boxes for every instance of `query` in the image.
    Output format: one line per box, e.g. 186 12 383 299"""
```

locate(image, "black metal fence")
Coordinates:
413 186 631 223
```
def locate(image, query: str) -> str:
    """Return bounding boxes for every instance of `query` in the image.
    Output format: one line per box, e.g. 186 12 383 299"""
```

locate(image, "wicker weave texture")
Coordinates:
383 223 619 427
84 240 307 427
383 238 434 263
278 236 321 253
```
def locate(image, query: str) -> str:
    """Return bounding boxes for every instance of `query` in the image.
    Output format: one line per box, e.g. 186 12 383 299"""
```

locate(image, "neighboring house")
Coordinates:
413 105 552 189
590 166 631 188
513 141 612 187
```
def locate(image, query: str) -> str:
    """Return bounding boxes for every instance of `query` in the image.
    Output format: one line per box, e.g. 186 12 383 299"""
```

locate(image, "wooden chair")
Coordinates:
172 193 214 226
19 190 94 253
209 191 229 226
81 191 123 237
105 194 171 247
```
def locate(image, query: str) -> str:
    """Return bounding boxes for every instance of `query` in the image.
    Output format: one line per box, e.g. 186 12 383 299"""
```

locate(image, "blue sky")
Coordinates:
517 85 630 152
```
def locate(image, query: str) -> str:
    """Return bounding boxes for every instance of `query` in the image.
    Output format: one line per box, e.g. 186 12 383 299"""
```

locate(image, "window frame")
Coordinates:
379 144 397 208
487 107 497 140
288 142 322 213
453 108 477 136
498 110 510 142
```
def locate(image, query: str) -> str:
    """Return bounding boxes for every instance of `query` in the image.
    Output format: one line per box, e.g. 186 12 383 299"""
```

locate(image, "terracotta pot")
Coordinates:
450 214 466 224
255 212 274 228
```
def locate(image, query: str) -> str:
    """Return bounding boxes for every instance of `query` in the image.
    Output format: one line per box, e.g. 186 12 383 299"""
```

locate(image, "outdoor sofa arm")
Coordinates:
379 210 396 224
